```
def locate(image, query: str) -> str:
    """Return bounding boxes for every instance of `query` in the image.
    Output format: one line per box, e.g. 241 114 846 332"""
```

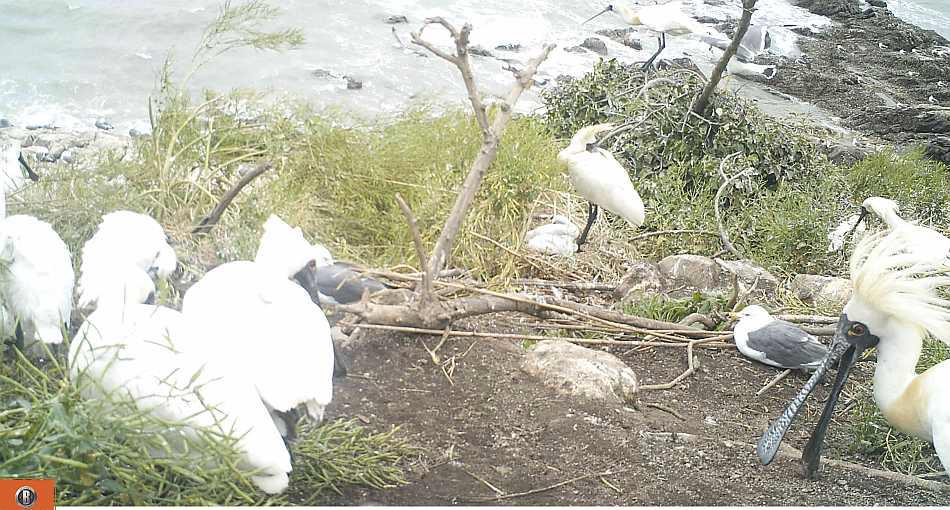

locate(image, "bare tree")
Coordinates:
692 0 758 115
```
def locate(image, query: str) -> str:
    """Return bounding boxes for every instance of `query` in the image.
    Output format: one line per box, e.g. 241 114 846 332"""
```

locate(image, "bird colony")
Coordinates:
2 0 950 499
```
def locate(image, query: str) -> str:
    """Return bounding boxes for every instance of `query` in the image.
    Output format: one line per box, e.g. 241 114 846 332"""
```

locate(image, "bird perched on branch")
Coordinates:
731 305 828 371
583 2 720 69
557 124 644 250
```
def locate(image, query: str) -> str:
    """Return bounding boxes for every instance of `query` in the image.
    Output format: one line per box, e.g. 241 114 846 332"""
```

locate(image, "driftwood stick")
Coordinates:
691 0 758 115
513 279 616 292
546 298 708 335
351 323 733 349
755 368 793 397
395 193 433 298
192 161 271 235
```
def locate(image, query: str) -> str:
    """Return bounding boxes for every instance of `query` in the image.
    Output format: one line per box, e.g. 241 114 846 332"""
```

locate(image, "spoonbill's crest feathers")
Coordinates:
255 215 317 277
862 196 900 217
563 123 614 152
848 230 950 345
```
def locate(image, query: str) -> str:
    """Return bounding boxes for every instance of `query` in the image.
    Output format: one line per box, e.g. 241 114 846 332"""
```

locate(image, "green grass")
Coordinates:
622 292 729 324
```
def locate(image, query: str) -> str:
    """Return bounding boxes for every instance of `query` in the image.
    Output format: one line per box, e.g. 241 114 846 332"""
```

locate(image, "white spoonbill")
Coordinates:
524 215 581 256
1 139 40 192
854 196 950 264
69 265 292 494
78 210 178 309
0 160 73 353
584 2 719 69
757 229 950 478
732 305 828 371
182 215 336 440
557 124 644 249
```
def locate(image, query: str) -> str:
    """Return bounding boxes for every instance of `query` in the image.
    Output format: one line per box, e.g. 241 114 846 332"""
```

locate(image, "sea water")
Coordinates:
0 0 942 131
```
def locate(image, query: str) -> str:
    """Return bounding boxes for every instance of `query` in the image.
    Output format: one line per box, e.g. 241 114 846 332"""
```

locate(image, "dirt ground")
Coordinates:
311 318 948 506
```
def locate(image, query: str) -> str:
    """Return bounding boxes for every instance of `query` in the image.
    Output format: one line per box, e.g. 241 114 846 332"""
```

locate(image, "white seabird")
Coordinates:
732 305 828 371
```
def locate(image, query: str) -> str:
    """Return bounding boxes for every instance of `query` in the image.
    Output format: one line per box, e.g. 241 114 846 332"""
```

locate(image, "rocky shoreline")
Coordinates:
764 0 950 163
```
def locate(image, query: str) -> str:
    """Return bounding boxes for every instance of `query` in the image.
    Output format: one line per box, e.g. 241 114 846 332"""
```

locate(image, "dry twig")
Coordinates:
713 152 747 258
395 193 433 298
192 161 271 235
755 369 793 397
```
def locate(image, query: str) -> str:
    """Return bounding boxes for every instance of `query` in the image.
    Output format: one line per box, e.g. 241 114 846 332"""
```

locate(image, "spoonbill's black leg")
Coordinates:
576 202 600 250
641 32 666 70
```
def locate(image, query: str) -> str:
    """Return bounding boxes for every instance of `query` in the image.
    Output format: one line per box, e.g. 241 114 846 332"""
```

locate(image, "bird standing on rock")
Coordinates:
557 124 644 250
583 2 720 69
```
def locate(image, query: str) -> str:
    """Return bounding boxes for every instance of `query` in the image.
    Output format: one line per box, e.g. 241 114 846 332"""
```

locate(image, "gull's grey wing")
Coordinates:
315 263 387 304
746 320 828 369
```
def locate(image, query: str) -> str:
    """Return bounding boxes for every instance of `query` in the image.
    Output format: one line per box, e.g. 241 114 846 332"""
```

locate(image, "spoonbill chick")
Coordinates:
757 229 950 478
524 215 580 256
183 215 336 440
584 2 719 69
78 210 178 309
0 170 73 352
732 305 828 371
557 124 644 249
855 196 950 264
1 139 39 191
70 266 292 494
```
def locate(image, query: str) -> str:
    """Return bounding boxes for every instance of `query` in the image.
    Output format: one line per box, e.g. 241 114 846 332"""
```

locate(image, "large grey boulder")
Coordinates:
716 259 779 297
522 341 639 404
658 254 723 295
616 260 663 302
790 274 852 308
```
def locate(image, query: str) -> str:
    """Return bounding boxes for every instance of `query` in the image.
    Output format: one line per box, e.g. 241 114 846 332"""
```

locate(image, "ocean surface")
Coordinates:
0 0 946 132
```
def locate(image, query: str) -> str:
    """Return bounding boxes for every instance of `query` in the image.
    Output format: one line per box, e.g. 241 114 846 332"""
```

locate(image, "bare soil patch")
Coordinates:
309 320 948 505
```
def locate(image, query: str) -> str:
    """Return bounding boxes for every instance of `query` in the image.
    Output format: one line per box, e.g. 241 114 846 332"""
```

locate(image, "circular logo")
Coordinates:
15 486 37 509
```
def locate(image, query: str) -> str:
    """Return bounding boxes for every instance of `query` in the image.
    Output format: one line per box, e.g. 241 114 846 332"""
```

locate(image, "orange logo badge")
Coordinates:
1 480 54 510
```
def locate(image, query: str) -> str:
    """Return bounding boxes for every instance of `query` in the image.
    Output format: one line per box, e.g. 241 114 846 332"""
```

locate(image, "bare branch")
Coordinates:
691 0 758 115
425 43 555 281
714 152 746 258
394 193 433 298
193 161 271 235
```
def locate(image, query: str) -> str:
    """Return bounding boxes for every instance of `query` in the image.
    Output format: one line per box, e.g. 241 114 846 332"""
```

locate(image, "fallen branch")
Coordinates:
643 402 685 420
640 337 720 390
350 323 733 349
777 314 838 324
513 279 616 292
192 161 271 235
459 469 628 503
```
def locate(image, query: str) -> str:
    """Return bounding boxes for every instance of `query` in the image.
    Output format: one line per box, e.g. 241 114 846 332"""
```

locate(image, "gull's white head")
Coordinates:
736 304 771 320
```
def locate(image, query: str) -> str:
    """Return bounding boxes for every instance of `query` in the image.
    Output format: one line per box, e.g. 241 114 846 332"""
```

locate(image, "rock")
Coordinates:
790 274 853 308
0 119 10 128
625 38 643 50
695 16 720 24
796 0 861 17
345 76 363 90
867 0 887 6
469 45 494 57
94 118 114 131
129 121 152 138
715 259 779 297
658 254 724 295
494 43 522 52
616 260 664 302
581 37 608 55
311 68 334 78
384 15 408 24
564 45 587 54
925 135 950 164
522 341 639 404
0 126 29 141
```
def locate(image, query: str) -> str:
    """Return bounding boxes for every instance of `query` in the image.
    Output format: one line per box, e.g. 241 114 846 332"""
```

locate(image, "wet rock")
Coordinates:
696 16 721 24
796 0 861 17
522 340 639 404
925 135 950 164
0 119 10 128
129 121 152 138
94 117 114 131
658 254 724 295
790 274 853 308
469 45 494 57
564 45 587 54
581 37 608 56
867 0 887 7
345 76 363 90
384 15 408 24
616 260 663 302
311 68 334 78
494 43 522 52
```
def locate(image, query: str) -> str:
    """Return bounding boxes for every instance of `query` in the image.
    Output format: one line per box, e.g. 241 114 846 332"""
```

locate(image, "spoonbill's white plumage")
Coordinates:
725 59 776 80
78 210 178 309
858 196 950 264
1 139 39 193
557 124 644 249
700 25 773 62
757 229 950 478
69 266 292 494
524 215 580 256
584 2 720 69
827 213 867 253
732 305 828 371
182 215 336 434
0 162 73 351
